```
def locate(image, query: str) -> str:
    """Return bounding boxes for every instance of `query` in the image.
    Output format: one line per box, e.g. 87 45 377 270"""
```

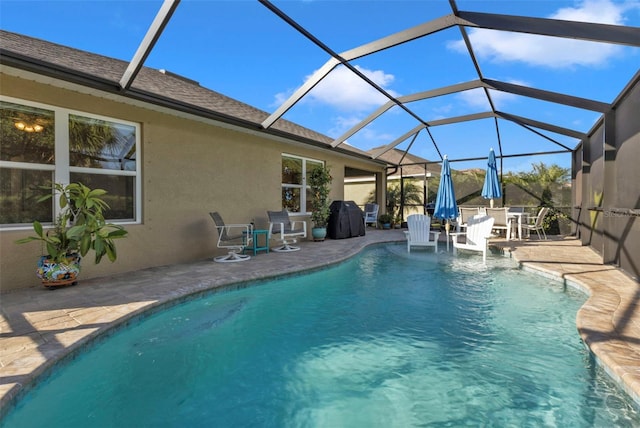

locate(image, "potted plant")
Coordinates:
308 165 332 241
378 213 392 229
16 182 128 289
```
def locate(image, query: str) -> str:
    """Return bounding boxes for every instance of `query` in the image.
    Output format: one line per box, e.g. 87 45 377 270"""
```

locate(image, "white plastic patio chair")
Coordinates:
449 214 495 263
364 203 379 228
209 212 252 263
267 209 307 252
404 214 440 253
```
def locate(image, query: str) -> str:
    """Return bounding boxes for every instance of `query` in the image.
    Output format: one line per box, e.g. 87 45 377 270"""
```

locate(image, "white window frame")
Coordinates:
281 153 324 216
0 95 142 229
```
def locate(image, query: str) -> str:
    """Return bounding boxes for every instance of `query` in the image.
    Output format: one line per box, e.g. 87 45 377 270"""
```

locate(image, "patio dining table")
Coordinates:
507 211 528 240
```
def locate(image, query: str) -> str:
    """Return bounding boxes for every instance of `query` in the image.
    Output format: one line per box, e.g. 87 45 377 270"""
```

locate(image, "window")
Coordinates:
0 97 141 227
281 154 324 213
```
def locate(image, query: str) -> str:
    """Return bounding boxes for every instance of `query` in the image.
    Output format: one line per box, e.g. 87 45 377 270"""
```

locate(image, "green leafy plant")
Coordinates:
309 165 333 228
16 182 128 264
544 208 569 235
378 213 392 225
381 180 423 221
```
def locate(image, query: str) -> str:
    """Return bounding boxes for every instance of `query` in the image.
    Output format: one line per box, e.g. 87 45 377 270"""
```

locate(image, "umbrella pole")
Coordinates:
490 199 494 208
445 220 450 251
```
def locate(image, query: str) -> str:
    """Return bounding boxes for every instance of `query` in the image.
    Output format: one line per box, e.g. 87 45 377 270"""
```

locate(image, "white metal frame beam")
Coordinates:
119 0 181 90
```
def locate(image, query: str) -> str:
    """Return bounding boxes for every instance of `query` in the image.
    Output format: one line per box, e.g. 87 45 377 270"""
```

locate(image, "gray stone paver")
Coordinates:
1 231 640 415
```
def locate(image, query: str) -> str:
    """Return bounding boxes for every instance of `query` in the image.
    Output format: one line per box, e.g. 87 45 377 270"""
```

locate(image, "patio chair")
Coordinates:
404 214 440 253
364 203 379 228
486 207 512 240
456 207 480 233
522 207 550 240
449 214 495 263
267 209 307 252
209 212 252 263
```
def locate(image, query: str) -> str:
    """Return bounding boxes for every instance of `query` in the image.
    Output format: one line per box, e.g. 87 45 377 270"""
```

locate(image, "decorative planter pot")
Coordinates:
36 253 81 289
382 223 391 230
312 227 327 241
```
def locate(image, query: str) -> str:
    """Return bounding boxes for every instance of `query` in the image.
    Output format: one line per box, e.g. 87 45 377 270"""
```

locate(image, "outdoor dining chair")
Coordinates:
456 207 480 233
486 207 512 240
522 207 550 240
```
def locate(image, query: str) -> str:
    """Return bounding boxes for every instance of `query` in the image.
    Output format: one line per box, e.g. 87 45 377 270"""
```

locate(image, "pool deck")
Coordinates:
1 230 640 414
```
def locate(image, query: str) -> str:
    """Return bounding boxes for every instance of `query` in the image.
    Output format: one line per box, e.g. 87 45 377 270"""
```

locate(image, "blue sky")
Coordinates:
2 0 639 172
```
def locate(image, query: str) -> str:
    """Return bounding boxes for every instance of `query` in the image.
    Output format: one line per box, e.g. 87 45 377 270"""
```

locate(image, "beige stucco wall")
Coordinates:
0 73 385 292
344 180 376 208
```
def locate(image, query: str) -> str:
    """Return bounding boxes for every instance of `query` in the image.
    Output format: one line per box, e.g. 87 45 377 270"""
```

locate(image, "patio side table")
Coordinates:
244 229 269 255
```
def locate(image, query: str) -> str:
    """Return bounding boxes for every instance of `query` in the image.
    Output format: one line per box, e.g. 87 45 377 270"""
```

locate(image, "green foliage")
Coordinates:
378 213 392 224
309 165 333 227
543 208 568 234
384 180 423 221
506 162 570 207
16 182 128 264
504 162 571 234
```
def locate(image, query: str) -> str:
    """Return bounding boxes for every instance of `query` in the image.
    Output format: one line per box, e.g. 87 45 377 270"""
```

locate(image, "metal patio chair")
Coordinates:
209 212 252 262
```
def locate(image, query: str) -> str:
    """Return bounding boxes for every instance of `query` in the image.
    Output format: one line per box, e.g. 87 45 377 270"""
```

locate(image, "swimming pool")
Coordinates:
2 244 639 427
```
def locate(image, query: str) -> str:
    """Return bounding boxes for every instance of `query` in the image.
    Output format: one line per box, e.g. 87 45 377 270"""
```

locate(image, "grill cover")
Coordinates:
328 200 365 239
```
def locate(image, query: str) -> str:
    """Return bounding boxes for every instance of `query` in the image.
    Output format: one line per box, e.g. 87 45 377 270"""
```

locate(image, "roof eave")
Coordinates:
0 51 388 167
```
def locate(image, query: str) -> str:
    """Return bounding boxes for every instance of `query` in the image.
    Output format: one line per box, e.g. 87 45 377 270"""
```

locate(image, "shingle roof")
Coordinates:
0 30 377 162
372 148 439 178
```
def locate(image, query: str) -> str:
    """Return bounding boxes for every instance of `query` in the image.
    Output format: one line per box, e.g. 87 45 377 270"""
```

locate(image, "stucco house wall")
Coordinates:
0 72 385 291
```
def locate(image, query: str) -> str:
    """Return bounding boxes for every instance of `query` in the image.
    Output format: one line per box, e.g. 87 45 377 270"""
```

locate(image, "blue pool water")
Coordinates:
3 244 640 427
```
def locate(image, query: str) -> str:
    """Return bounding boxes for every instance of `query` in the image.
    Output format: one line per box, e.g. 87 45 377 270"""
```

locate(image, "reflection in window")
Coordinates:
282 187 300 212
71 173 135 220
69 115 136 171
0 101 55 164
281 154 324 213
1 97 140 226
0 169 53 224
282 156 302 185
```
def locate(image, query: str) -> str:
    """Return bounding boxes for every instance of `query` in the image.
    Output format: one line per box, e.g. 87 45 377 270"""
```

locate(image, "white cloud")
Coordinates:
448 0 628 68
327 114 396 149
271 64 398 111
453 82 524 110
455 87 491 109
305 65 399 112
327 115 362 138
272 64 401 147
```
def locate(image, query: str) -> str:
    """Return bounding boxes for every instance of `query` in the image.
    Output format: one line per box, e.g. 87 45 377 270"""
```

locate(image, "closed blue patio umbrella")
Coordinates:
481 148 502 208
433 156 458 250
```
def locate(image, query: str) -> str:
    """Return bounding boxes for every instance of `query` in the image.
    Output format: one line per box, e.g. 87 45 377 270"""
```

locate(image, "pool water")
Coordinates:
3 244 640 427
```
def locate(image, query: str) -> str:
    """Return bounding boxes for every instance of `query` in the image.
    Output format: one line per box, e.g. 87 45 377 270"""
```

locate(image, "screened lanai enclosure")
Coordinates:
1 0 639 279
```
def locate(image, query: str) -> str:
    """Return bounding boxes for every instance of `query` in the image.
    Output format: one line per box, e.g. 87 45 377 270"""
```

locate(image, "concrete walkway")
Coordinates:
1 230 639 415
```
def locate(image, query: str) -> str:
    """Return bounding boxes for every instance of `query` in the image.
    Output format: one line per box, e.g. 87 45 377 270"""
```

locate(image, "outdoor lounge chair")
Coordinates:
364 203 379 228
449 214 495 263
209 212 252 263
267 209 307 252
522 207 550 240
404 214 440 253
